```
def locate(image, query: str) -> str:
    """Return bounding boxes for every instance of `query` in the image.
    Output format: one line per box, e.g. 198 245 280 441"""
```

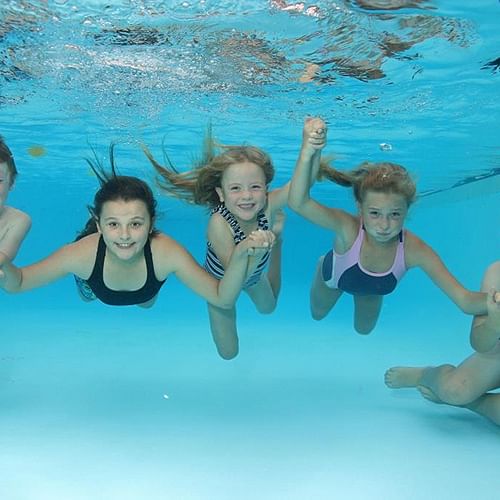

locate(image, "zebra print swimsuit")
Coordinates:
204 203 271 288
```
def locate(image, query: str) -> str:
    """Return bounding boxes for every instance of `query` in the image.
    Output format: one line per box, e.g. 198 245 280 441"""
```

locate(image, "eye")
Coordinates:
130 221 143 229
251 184 264 190
229 186 240 192
107 222 119 228
368 210 380 218
391 212 401 219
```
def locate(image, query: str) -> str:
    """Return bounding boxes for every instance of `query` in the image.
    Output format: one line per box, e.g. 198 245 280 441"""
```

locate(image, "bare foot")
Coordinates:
417 385 444 404
384 366 425 388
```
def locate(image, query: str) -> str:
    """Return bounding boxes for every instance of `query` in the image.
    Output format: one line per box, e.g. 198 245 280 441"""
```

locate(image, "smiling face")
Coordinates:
97 198 152 262
358 190 408 243
0 162 12 213
215 161 268 223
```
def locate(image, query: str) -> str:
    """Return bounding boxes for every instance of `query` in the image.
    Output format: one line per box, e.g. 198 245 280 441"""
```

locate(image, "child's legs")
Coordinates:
310 257 343 320
268 209 285 299
267 238 283 300
353 295 383 334
246 277 277 314
466 393 500 426
419 349 500 406
207 303 238 360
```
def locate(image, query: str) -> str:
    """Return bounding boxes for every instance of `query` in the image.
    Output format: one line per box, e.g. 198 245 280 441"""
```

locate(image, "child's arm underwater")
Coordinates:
0 207 32 260
405 233 488 316
206 213 274 282
0 236 93 292
163 229 275 308
469 261 500 353
288 117 355 234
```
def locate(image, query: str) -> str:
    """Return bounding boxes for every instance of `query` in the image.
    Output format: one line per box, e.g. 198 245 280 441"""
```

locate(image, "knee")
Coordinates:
256 298 277 315
438 375 478 406
258 303 277 315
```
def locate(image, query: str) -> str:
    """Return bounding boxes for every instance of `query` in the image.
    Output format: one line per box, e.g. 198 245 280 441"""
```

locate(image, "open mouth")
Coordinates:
116 242 134 248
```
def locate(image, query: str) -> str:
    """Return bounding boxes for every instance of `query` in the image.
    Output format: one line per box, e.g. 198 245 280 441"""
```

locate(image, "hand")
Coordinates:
242 229 276 256
302 116 327 154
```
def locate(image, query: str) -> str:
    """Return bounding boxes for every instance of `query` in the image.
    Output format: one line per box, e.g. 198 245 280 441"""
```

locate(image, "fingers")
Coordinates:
304 116 327 148
489 288 500 305
246 229 276 251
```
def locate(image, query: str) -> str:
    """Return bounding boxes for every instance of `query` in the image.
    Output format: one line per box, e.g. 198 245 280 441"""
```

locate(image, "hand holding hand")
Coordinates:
242 229 276 256
302 116 327 155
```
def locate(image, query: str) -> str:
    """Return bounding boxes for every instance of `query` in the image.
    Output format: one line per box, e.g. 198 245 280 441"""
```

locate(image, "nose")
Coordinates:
240 189 252 199
119 226 131 240
379 216 390 230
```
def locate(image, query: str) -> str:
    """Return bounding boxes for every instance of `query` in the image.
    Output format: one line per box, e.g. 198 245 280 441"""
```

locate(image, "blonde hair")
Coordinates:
143 130 274 209
318 161 416 206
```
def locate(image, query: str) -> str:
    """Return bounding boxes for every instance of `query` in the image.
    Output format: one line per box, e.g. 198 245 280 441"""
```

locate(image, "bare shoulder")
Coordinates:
1 206 31 228
403 230 435 268
65 233 100 275
207 212 234 242
150 232 192 276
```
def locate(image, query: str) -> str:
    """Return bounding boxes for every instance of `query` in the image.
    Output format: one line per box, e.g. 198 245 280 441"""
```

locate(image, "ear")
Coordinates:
95 218 102 234
215 186 224 202
356 201 362 215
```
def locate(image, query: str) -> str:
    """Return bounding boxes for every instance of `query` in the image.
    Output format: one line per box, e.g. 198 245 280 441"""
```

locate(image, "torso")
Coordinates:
205 202 271 286
81 235 166 306
324 222 407 296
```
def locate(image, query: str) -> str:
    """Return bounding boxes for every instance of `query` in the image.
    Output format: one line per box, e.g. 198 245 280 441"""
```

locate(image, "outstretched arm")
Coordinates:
470 261 500 352
0 236 94 292
406 233 487 315
167 230 275 308
288 117 352 233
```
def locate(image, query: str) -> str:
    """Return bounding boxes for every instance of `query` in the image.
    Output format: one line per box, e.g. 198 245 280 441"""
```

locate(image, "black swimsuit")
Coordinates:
75 236 166 306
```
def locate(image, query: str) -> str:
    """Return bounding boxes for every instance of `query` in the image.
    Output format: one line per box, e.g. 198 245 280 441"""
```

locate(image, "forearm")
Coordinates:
213 251 249 308
458 291 488 315
289 149 320 210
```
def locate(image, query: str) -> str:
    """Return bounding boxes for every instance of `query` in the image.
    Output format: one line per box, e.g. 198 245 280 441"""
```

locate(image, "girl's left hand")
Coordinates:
303 117 327 150
244 229 276 256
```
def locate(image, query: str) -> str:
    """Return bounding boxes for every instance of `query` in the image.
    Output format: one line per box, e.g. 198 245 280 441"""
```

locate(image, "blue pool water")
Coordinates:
1 1 499 499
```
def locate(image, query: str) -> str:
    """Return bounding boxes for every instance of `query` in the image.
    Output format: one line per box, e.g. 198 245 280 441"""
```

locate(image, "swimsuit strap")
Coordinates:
212 203 269 243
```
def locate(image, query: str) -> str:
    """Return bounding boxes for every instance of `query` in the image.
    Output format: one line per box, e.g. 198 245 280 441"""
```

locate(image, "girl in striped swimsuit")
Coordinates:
143 131 293 359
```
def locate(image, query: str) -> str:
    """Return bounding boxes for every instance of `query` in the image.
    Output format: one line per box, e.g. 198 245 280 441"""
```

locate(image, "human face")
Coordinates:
215 162 267 223
358 191 408 244
0 162 12 212
97 199 152 262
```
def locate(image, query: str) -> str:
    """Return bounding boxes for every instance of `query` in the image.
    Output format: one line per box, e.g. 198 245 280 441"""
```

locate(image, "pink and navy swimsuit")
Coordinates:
322 223 407 296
